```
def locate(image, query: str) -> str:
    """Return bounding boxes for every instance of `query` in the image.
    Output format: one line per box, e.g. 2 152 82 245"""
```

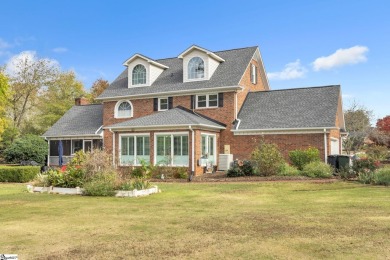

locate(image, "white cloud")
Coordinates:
267 59 307 80
0 38 11 49
342 93 354 99
5 51 60 76
52 47 68 53
312 46 369 71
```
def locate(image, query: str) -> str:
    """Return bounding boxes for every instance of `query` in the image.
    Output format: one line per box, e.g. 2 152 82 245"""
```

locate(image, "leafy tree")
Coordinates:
3 134 48 164
376 116 390 133
343 101 373 154
89 78 109 103
32 71 86 134
5 51 58 130
0 71 10 142
370 116 390 147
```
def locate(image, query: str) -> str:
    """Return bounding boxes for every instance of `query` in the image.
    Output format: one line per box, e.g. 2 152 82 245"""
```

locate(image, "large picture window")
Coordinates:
120 135 150 165
155 133 189 166
132 64 146 85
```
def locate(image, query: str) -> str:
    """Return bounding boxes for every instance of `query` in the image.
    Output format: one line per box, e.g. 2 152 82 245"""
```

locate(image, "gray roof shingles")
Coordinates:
236 85 340 130
106 106 225 129
98 47 258 99
43 104 103 137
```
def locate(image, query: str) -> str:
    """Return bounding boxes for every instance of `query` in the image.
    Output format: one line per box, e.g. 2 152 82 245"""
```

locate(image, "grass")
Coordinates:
0 181 389 259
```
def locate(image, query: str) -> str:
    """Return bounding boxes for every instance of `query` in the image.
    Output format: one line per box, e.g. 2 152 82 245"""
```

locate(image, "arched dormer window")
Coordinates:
188 57 204 79
115 100 133 118
132 64 146 85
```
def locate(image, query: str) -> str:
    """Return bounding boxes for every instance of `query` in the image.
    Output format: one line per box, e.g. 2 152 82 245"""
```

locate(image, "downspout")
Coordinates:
45 137 50 167
109 128 116 167
324 129 328 163
189 125 195 181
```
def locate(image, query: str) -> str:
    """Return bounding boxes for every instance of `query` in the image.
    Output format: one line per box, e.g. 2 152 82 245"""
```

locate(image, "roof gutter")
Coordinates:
232 126 339 132
96 85 243 101
103 123 226 131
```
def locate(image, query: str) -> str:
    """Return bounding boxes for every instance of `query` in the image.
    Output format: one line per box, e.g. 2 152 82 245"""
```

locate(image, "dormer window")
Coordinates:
132 64 146 85
188 57 204 79
115 100 133 118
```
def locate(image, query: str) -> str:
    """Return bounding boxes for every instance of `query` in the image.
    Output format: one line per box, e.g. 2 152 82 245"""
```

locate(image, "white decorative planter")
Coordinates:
51 187 83 195
32 186 51 193
115 186 159 197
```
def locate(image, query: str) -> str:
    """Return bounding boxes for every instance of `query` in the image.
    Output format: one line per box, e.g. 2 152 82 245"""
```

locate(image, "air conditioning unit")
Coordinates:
218 154 233 171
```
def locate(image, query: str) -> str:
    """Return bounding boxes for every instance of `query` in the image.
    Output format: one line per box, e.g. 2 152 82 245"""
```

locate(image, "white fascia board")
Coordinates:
43 134 103 140
178 45 225 62
122 54 169 69
232 127 339 135
105 123 225 131
96 86 242 101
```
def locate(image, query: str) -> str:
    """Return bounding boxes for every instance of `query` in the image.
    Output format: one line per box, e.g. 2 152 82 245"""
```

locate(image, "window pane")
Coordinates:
72 140 83 154
209 136 214 155
129 137 134 156
118 102 131 117
121 137 128 156
174 136 181 155
209 94 218 107
160 98 168 110
157 136 165 156
136 136 144 156
188 57 204 79
182 136 188 156
165 136 171 156
132 64 146 85
202 136 207 155
144 137 150 155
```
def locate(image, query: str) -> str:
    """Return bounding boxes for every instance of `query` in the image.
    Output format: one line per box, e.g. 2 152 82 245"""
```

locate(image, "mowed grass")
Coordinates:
0 181 389 259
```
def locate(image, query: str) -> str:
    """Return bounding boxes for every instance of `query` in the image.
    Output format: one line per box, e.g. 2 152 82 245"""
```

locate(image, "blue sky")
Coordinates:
0 0 389 122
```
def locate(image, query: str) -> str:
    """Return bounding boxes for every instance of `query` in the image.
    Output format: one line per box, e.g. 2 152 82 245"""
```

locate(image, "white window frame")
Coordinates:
158 97 168 111
200 133 217 163
196 93 218 109
119 133 150 166
114 100 133 119
132 64 147 86
154 132 189 166
188 57 205 80
251 64 257 84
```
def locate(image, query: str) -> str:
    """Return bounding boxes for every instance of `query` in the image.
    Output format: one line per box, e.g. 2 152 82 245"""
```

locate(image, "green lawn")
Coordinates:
0 181 389 259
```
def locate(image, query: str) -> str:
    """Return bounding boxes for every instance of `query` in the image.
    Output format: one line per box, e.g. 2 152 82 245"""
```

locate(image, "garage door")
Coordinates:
331 138 339 155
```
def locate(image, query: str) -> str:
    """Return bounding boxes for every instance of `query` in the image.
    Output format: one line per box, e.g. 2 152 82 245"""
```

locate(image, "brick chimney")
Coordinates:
75 97 89 106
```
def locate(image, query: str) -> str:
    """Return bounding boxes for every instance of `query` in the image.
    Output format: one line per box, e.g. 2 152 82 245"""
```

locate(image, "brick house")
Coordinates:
43 45 346 175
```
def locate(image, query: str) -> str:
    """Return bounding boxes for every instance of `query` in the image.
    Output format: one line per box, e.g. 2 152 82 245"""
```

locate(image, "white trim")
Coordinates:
196 93 218 109
200 132 217 165
47 139 50 167
114 100 134 119
44 135 103 139
232 126 339 132
123 54 169 69
251 64 257 84
105 123 225 131
95 86 242 101
324 129 328 163
178 45 225 62
153 132 189 167
158 97 168 111
118 133 150 166
189 126 195 174
109 129 115 167
95 125 103 135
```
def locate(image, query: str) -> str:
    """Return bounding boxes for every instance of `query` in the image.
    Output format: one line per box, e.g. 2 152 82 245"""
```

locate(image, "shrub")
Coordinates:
45 167 85 188
172 167 188 179
131 177 151 190
3 134 47 164
251 143 285 176
302 161 333 178
241 160 255 176
374 168 390 186
358 171 377 184
131 167 145 178
82 149 115 181
338 166 356 180
289 147 320 170
83 173 116 196
0 166 40 182
366 145 388 161
352 158 379 175
227 166 244 177
278 163 301 176
33 173 50 186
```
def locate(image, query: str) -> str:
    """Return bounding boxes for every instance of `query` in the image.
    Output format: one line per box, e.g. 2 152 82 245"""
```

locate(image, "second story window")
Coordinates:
188 57 204 79
196 94 218 108
132 64 146 85
115 100 133 118
159 98 168 111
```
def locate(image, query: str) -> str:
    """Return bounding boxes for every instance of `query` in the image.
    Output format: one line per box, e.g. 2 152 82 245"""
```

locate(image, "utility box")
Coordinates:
224 145 230 154
218 154 233 171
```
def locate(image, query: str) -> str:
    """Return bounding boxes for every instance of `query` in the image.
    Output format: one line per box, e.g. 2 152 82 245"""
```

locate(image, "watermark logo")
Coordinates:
0 254 18 260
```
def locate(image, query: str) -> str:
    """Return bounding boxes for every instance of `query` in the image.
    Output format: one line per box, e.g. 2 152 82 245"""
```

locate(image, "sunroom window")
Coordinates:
188 57 204 79
156 134 189 166
132 64 146 85
120 135 150 165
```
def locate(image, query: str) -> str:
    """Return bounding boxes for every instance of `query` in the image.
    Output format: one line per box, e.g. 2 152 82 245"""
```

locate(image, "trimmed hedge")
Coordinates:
0 166 40 182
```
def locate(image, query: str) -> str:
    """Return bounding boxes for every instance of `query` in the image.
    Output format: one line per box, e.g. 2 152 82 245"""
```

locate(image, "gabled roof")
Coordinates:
178 45 225 62
97 46 258 100
42 104 103 138
106 106 226 130
122 53 169 69
234 85 341 131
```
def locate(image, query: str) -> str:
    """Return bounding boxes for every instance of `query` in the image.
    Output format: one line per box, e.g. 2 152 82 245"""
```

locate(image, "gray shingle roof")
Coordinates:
106 106 225 129
97 47 258 99
43 104 103 137
236 85 341 130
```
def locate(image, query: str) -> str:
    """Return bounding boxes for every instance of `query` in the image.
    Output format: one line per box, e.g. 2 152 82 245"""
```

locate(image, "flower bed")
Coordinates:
26 185 159 197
